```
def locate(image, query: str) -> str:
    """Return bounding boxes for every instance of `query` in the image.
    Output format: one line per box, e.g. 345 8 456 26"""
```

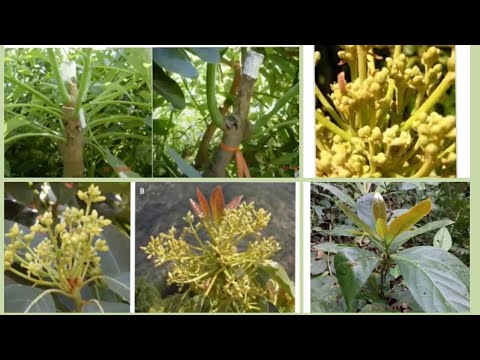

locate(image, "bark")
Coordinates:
59 82 85 177
206 53 262 177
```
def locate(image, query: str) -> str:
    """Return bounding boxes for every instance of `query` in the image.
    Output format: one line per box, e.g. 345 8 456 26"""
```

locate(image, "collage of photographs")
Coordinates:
0 45 471 314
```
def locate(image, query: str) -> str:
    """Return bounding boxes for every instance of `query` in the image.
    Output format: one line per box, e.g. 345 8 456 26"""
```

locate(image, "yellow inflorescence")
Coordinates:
141 202 288 312
316 45 456 178
4 185 111 293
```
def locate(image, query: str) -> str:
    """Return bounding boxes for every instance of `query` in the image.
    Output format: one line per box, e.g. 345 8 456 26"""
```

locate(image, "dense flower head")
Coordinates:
4 185 111 293
141 191 293 313
316 45 456 178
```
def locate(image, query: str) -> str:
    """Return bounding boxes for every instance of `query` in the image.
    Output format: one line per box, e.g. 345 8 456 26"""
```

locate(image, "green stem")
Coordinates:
4 132 66 146
368 141 376 174
253 82 299 133
94 132 150 141
183 77 207 117
394 45 402 59
438 143 456 158
74 49 92 118
315 85 348 129
4 103 63 117
367 53 375 75
349 55 358 81
4 74 56 108
24 288 74 313
47 48 70 105
411 156 434 178
6 267 57 288
357 46 367 82
251 119 298 139
316 110 351 141
206 63 224 128
401 72 455 131
90 115 145 128
72 288 84 312
86 100 151 108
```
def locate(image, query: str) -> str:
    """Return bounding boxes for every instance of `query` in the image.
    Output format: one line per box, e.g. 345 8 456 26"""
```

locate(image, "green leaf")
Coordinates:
317 183 357 208
4 116 31 136
386 198 432 244
433 227 452 251
5 285 56 313
152 48 198 78
102 147 141 178
186 48 221 63
99 225 130 276
311 285 346 313
102 272 130 301
82 301 130 313
259 261 295 299
165 145 202 177
334 248 381 312
356 193 376 229
391 246 469 312
320 225 360 237
376 218 387 239
311 254 327 276
372 192 387 223
153 62 186 109
389 219 454 251
387 283 423 312
313 242 342 254
336 202 384 251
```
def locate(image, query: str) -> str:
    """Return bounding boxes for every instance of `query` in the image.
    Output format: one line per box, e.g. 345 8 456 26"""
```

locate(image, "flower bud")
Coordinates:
372 192 387 223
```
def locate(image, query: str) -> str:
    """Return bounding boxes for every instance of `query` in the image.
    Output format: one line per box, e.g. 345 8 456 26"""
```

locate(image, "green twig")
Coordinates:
4 74 56 108
47 48 70 105
253 82 299 133
316 110 351 141
357 46 367 82
4 132 65 145
402 72 455 131
206 63 224 128
315 85 348 129
74 49 92 117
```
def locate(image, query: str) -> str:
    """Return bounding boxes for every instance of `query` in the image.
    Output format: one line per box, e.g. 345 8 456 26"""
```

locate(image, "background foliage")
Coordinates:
4 48 152 177
4 182 131 312
153 47 299 177
310 182 470 312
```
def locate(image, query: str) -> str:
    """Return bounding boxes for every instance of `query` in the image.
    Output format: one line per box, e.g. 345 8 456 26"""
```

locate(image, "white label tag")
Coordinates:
61 61 77 82
243 51 264 79
79 108 86 128
119 171 128 178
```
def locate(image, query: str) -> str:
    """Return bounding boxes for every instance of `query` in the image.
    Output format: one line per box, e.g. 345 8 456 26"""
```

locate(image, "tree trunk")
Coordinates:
59 106 85 177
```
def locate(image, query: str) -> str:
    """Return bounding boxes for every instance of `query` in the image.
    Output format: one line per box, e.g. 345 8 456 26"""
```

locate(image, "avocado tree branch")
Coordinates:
207 51 264 177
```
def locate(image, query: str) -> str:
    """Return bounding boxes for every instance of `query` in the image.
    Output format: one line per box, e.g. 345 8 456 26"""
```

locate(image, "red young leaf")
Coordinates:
196 188 210 218
225 195 244 210
210 186 225 223
190 199 205 218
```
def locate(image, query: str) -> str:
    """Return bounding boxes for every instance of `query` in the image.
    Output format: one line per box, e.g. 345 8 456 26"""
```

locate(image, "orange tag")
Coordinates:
220 142 251 178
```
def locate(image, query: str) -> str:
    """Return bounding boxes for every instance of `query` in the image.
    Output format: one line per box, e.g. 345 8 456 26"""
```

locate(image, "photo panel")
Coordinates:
4 182 131 313
152 47 300 178
315 45 456 178
310 181 470 313
135 182 296 313
4 47 152 178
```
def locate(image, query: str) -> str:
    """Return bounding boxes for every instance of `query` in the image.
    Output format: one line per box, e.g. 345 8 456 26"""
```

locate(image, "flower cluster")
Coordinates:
4 185 111 295
316 45 456 178
142 190 293 313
